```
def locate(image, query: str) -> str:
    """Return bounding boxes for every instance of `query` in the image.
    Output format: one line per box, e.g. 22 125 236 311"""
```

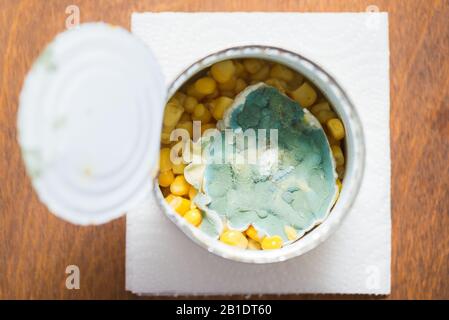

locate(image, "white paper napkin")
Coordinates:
126 12 391 295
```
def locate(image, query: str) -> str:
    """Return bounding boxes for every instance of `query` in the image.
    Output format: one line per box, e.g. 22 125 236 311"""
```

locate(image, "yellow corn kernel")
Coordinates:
331 145 345 166
165 194 175 203
218 76 237 91
158 170 174 187
234 61 246 78
168 196 191 216
326 130 341 146
290 82 317 108
247 239 262 250
159 148 173 172
245 225 262 242
161 132 171 145
310 102 331 115
316 110 337 124
163 101 184 127
194 77 217 95
336 165 345 179
186 84 206 100
188 186 198 200
265 78 287 93
173 91 187 106
211 60 236 84
336 178 342 192
192 103 212 123
261 235 283 250
184 96 198 113
243 59 263 74
235 78 247 94
184 208 202 227
176 121 193 138
172 162 187 175
179 112 191 122
170 175 190 196
201 123 217 136
326 118 345 141
289 73 305 90
211 96 234 120
220 230 248 249
270 64 294 82
284 226 297 241
251 65 270 81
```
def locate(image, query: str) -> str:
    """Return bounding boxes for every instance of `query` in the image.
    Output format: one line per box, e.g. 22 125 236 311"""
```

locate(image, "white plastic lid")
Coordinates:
17 23 166 225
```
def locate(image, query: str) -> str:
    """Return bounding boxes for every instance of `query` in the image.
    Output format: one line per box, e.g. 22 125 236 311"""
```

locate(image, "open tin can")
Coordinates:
18 23 365 264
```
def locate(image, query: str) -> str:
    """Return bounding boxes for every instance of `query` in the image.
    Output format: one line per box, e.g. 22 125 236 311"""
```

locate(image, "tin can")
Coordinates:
157 46 365 263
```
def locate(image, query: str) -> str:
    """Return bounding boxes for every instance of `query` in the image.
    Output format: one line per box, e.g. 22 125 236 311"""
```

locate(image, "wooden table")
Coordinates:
1 0 448 300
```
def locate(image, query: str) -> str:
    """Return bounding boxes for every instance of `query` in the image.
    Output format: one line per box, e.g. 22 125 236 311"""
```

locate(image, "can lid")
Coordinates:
17 23 165 225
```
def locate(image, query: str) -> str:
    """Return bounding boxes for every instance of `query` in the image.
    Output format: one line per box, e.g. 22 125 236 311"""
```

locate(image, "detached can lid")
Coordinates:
17 23 166 225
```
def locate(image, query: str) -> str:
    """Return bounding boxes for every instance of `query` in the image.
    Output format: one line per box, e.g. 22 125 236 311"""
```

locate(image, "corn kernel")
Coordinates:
159 148 173 172
270 64 294 82
220 230 248 249
158 170 174 187
265 78 287 93
176 121 193 138
331 145 345 166
184 96 198 113
192 103 212 123
261 235 283 250
188 186 198 200
289 73 305 90
186 84 206 100
161 132 171 145
163 101 184 127
170 175 190 196
310 102 331 115
235 78 247 94
173 91 187 106
316 110 337 124
211 96 233 120
326 118 345 141
211 60 236 84
179 112 191 122
172 162 187 175
184 208 202 227
194 77 217 95
243 59 263 74
326 131 341 146
247 239 262 250
168 196 191 216
284 226 297 241
165 194 175 203
234 61 246 78
251 65 270 81
218 76 237 91
245 225 262 242
290 82 317 108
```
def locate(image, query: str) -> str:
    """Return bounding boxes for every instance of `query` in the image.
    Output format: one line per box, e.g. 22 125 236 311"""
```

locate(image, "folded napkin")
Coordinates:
126 12 391 295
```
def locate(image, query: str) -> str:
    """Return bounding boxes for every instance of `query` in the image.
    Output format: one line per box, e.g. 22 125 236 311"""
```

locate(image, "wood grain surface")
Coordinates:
0 0 448 300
